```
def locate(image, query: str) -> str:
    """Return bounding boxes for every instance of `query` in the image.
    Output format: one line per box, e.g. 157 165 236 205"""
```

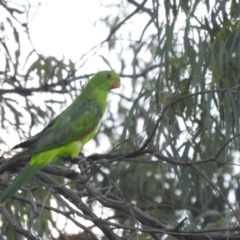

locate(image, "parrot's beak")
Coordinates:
112 80 121 89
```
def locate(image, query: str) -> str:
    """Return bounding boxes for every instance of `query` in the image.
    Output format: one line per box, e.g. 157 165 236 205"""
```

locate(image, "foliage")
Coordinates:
1 0 240 239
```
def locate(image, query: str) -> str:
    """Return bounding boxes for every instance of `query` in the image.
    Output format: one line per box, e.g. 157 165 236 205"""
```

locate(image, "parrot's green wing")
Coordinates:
14 99 104 155
0 70 121 206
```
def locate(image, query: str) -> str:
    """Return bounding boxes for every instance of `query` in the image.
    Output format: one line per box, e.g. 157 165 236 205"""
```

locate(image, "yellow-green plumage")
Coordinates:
0 71 120 206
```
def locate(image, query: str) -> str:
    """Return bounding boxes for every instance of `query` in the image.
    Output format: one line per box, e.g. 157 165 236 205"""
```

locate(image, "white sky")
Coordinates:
29 0 104 60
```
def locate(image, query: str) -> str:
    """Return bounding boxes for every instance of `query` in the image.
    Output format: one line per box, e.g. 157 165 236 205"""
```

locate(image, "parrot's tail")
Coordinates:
0 163 42 206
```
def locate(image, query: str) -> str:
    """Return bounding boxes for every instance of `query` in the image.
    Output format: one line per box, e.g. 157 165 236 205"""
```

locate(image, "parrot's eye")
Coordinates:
106 74 111 79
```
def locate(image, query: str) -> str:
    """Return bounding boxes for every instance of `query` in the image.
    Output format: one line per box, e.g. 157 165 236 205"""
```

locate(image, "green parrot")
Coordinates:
0 70 120 206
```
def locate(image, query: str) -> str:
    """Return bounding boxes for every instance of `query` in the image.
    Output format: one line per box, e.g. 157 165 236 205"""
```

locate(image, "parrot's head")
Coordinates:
91 71 121 91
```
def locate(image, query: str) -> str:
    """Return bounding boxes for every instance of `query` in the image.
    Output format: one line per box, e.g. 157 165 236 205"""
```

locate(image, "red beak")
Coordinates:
112 80 121 89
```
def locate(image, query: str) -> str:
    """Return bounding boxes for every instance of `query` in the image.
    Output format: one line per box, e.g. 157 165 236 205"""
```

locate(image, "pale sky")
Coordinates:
30 0 109 58
28 0 123 71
